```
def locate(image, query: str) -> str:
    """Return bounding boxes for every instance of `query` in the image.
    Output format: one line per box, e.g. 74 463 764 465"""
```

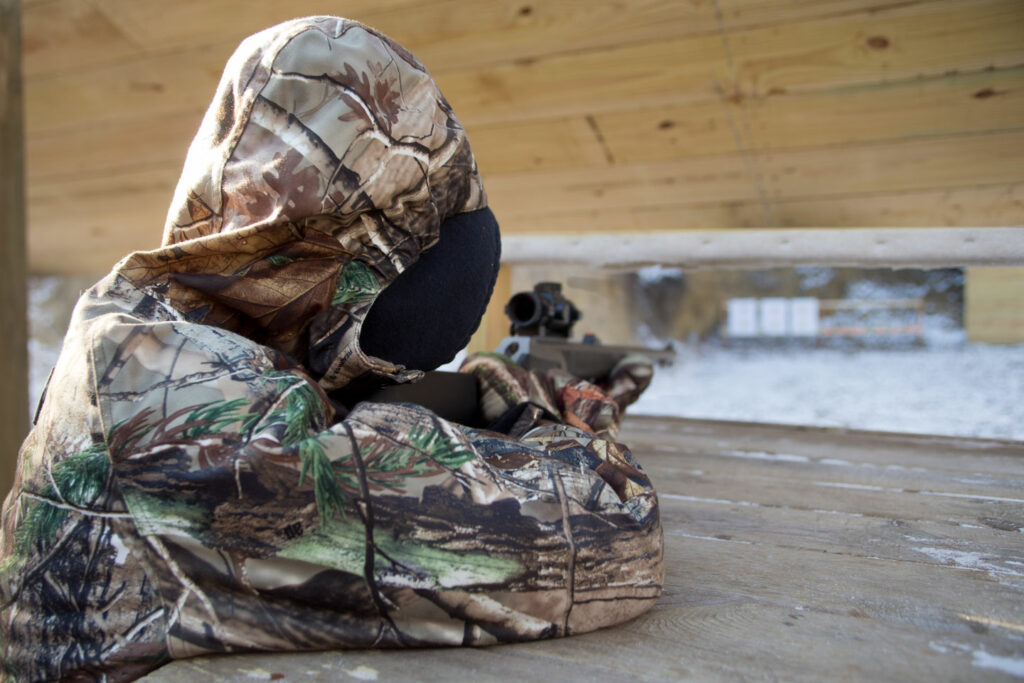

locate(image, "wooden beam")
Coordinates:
500 227 1024 269
1 0 28 495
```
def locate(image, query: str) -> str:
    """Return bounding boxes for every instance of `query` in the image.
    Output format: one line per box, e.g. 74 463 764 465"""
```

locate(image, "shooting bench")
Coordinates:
144 416 1024 681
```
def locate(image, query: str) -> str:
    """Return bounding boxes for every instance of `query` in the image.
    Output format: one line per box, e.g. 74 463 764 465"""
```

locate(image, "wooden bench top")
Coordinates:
143 416 1024 681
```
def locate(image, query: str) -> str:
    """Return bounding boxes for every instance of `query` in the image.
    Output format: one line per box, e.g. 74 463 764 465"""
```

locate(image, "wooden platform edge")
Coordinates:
620 414 1024 452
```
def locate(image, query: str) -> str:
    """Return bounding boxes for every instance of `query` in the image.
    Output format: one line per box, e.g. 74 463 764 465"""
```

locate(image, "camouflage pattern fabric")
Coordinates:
0 17 663 681
460 352 655 440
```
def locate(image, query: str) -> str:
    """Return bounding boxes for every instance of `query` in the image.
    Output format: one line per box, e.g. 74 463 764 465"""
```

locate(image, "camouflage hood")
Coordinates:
116 16 487 389
0 18 662 681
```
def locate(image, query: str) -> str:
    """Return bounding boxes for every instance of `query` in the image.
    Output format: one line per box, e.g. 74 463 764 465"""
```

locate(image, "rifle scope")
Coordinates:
505 282 581 338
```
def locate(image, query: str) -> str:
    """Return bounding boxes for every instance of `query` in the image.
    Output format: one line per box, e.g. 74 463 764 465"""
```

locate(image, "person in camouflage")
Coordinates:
0 17 663 681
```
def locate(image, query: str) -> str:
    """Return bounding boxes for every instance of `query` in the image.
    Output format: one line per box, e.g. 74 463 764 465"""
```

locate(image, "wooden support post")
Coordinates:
965 266 1024 344
484 266 512 351
466 265 512 354
1 0 28 496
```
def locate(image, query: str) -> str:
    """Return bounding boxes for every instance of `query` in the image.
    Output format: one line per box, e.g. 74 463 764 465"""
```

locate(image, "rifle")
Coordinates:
494 282 675 379
360 282 674 424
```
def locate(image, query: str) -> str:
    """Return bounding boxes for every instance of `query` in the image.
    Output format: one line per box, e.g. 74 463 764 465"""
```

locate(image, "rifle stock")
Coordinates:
366 370 480 425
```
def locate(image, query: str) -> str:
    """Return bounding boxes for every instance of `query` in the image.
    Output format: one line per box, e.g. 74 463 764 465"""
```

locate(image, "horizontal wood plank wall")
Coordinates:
21 0 1024 274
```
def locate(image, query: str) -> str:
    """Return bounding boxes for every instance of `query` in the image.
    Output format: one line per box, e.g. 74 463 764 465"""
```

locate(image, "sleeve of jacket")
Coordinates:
460 351 654 440
90 316 663 660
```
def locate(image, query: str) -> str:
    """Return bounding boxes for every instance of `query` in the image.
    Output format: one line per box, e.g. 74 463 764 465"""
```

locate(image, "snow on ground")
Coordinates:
631 272 1023 442
27 277 66 417
631 341 1024 442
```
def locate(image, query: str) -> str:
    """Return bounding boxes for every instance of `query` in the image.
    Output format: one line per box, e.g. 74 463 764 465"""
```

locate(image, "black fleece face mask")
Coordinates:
359 207 501 372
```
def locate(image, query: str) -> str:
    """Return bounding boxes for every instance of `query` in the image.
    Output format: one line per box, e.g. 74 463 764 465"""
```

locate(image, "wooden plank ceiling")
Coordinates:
21 0 1024 275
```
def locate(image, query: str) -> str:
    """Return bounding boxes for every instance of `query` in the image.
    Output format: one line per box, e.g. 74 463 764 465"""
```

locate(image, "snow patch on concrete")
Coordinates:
813 482 886 492
913 547 1024 579
721 450 810 463
972 650 1024 678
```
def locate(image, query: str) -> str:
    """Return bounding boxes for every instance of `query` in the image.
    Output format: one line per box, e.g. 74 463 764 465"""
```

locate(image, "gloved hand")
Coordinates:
459 352 654 439
601 353 655 411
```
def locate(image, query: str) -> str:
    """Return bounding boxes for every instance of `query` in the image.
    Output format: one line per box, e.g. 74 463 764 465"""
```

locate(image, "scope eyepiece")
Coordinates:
507 291 542 327
505 282 580 338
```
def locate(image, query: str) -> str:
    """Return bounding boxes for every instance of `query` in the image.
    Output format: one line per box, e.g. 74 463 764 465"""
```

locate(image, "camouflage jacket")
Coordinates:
0 17 663 681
